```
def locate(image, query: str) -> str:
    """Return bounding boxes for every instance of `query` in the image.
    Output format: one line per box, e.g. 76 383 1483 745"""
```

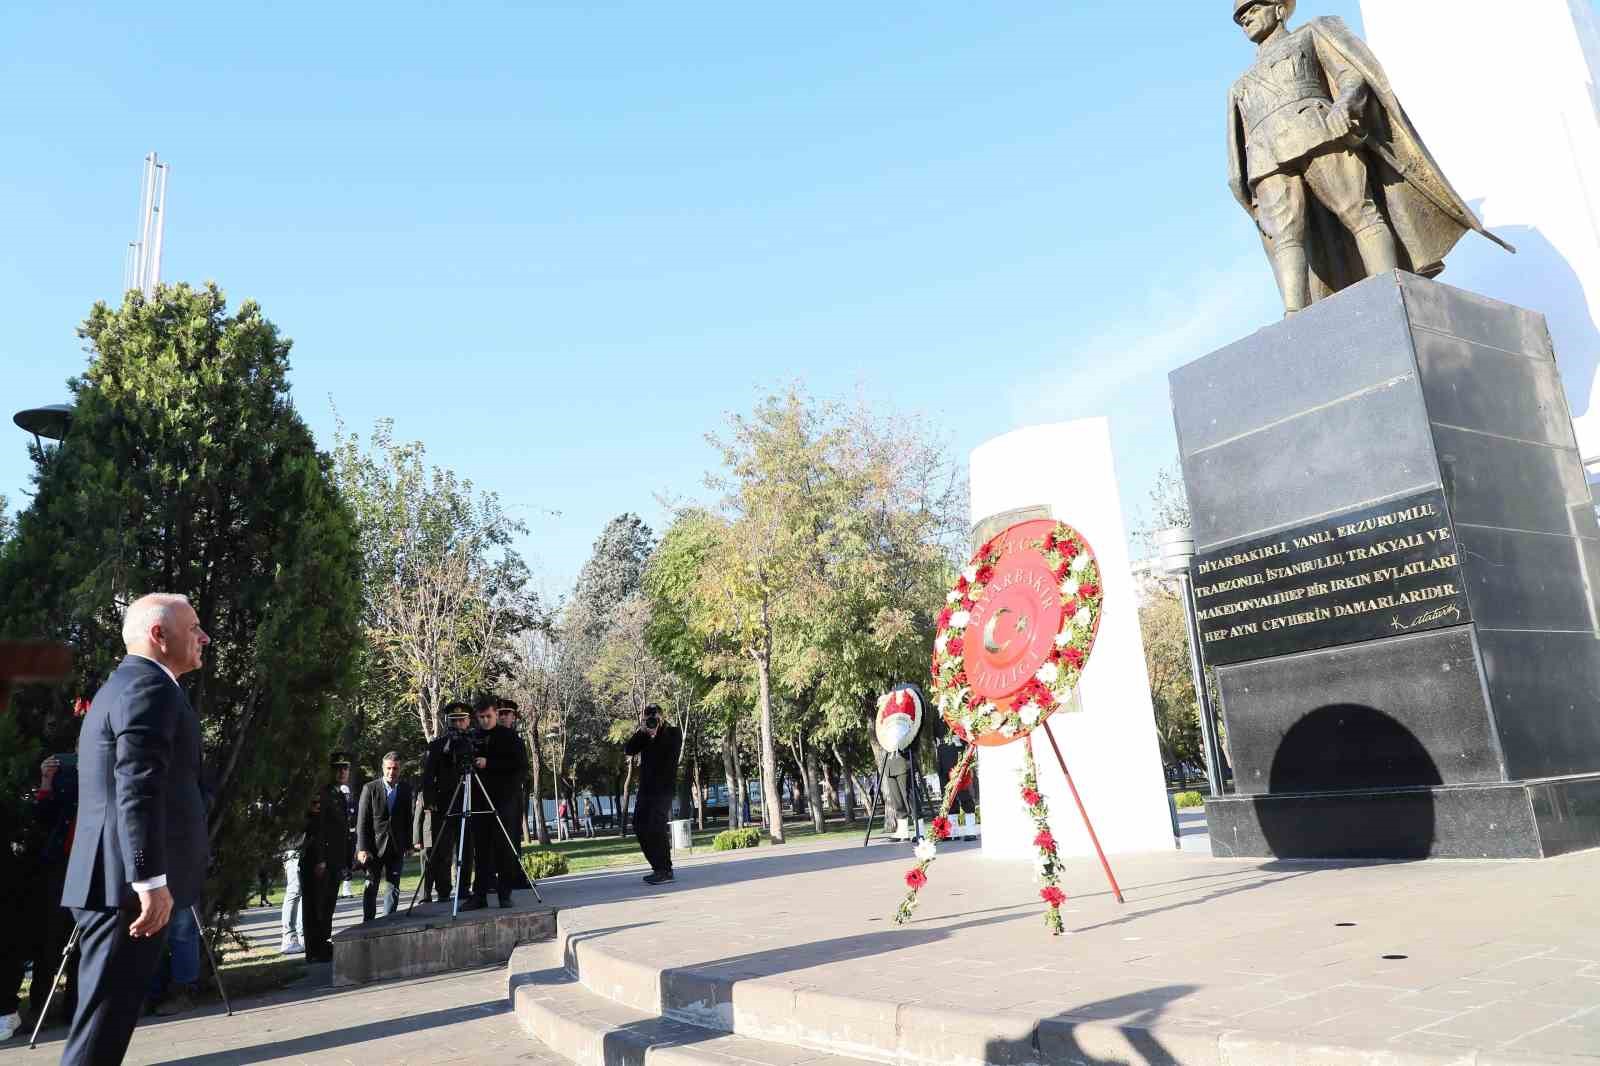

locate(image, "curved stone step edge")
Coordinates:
507 944 878 1066
542 917 1583 1066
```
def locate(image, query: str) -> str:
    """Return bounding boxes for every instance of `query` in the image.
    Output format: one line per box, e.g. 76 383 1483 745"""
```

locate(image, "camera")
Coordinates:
442 727 486 772
642 709 661 730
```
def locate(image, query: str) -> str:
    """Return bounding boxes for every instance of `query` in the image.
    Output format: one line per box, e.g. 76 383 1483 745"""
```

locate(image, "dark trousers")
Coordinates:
471 802 518 900
634 793 673 874
361 852 403 921
61 905 169 1066
1 867 76 1017
431 816 467 898
300 866 337 962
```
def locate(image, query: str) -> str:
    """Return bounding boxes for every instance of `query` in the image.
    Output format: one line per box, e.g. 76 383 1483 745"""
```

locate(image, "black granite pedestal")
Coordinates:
1170 272 1600 860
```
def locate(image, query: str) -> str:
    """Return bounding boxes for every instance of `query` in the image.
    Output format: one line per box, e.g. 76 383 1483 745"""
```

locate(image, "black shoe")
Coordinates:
498 894 514 909
460 895 488 911
642 871 674 885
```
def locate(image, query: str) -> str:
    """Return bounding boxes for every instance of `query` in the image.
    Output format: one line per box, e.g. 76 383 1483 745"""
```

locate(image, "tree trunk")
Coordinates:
619 757 635 837
836 746 858 825
755 652 784 843
804 747 826 833
530 733 551 845
721 723 741 829
692 757 704 831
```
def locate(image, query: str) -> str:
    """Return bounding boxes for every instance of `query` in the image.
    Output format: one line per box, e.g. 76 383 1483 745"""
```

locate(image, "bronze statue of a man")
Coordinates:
1227 1 1512 313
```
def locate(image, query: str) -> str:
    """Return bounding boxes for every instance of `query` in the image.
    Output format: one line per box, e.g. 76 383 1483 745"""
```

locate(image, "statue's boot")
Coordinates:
1354 224 1399 277
1271 243 1311 314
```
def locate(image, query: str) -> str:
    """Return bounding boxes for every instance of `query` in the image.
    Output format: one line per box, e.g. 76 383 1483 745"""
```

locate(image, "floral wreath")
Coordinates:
893 521 1103 935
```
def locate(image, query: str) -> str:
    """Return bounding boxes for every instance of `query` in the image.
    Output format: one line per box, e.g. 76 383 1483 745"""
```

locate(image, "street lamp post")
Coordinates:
1154 526 1228 798
12 404 74 450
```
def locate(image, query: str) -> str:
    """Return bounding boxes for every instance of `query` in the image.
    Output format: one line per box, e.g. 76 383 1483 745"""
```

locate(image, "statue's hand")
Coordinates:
1326 103 1353 141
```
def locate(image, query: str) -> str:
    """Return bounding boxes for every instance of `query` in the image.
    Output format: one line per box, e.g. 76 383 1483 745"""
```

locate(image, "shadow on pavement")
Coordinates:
992 984 1201 1065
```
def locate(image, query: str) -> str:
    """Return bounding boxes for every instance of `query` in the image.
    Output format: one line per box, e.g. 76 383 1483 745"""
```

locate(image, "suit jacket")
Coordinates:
356 778 413 859
476 726 525 810
61 655 208 910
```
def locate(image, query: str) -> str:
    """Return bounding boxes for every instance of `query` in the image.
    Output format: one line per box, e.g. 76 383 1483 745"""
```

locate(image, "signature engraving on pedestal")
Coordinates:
1390 604 1462 632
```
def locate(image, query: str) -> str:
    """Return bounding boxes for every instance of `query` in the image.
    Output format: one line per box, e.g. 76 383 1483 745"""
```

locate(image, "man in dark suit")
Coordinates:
59 593 210 1066
355 752 417 921
463 696 525 910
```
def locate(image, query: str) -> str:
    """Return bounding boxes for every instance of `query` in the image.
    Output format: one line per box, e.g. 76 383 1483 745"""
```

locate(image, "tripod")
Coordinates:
408 764 540 919
863 745 925 847
29 904 231 1049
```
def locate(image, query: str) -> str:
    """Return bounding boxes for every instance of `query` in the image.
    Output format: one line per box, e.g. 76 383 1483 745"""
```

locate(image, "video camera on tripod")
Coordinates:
441 724 488 773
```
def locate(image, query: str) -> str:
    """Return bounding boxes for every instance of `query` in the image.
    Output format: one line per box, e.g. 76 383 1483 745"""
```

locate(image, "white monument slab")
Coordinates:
1360 0 1600 463
967 419 1174 861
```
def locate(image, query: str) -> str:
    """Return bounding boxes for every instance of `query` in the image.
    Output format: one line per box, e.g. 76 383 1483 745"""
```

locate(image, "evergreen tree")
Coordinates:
0 283 362 940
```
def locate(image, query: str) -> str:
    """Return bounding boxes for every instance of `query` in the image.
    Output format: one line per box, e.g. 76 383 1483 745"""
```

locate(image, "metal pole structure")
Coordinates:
147 159 168 293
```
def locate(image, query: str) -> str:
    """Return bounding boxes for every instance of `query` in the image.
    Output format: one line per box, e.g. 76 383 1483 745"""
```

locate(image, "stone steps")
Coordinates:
508 942 878 1066
505 909 1594 1066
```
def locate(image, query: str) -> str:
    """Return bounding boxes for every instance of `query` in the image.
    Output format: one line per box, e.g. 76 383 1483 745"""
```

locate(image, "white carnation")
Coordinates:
1035 663 1060 686
962 566 978 583
1020 702 1041 726
1054 630 1071 647
947 590 962 603
949 610 971 630
979 702 998 717
914 840 937 862
1074 607 1093 628
1071 553 1090 573
1000 720 1018 737
1060 577 1079 597
934 634 948 655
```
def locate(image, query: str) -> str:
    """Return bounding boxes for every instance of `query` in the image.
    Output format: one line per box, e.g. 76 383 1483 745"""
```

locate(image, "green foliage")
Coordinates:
712 827 761 851
331 418 533 754
1140 593 1203 774
0 283 363 948
1174 791 1205 809
522 848 572 880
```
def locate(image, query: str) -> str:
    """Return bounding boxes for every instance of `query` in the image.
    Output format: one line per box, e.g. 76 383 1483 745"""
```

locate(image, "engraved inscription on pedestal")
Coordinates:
1192 488 1472 666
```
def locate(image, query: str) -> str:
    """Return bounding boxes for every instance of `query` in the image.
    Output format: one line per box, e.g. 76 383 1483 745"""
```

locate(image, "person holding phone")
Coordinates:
623 705 682 885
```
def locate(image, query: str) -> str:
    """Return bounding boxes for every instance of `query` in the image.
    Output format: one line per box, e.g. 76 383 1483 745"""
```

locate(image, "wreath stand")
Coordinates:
863 745 926 848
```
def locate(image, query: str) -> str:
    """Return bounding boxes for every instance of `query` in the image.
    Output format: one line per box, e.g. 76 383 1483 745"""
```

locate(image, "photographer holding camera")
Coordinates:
463 695 526 910
419 703 475 903
624 704 682 885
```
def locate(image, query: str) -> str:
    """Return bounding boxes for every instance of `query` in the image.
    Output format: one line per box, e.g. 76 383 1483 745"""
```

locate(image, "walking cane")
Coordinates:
192 906 232 1016
27 924 80 1049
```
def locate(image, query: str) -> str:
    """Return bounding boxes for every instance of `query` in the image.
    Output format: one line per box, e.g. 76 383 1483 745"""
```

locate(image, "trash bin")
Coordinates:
669 819 692 850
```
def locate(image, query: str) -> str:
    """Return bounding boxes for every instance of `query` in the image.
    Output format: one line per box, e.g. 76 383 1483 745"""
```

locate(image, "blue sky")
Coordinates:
2 1 1373 598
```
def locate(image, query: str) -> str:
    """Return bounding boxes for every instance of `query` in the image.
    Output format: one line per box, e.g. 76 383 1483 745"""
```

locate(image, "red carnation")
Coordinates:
975 564 995 585
955 576 969 594
1043 529 1057 550
905 867 928 890
1022 787 1042 807
1062 599 1078 618
72 697 90 718
1040 886 1066 908
960 597 974 611
1055 562 1071 580
947 637 965 658
1080 582 1100 600
1048 647 1063 664
932 816 953 840
1033 829 1057 853
937 607 953 630
952 670 968 687
1063 646 1085 669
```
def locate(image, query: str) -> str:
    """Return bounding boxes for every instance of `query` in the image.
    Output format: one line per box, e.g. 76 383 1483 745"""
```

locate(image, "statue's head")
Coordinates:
1234 0 1294 42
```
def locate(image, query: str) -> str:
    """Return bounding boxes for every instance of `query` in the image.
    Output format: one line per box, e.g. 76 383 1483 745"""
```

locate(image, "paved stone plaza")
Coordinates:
518 833 1600 1064
7 833 1600 1064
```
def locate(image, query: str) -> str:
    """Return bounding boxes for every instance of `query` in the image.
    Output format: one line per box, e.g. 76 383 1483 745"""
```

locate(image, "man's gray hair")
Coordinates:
382 751 401 765
121 593 193 650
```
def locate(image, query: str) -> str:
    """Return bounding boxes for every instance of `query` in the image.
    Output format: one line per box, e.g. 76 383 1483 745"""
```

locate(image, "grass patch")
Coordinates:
1174 790 1205 809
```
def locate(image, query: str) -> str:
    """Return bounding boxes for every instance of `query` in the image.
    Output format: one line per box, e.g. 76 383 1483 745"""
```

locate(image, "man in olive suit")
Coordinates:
59 594 210 1066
